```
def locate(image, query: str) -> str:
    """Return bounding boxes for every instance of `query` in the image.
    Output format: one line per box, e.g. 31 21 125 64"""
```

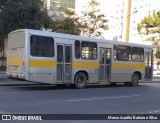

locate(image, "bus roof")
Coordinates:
9 29 153 49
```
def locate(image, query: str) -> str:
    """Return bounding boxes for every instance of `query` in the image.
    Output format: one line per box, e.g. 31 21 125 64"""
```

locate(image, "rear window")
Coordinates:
8 31 25 49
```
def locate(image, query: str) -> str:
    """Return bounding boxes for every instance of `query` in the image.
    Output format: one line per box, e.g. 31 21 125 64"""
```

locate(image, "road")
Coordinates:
0 77 160 123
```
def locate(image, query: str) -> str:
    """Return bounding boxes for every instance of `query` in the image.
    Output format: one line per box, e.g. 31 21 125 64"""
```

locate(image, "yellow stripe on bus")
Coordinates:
72 61 99 69
7 57 23 66
29 60 56 68
112 62 145 70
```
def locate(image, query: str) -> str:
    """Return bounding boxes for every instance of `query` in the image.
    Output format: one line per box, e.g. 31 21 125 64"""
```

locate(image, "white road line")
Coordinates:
68 95 141 102
139 109 160 114
149 109 160 114
0 111 12 114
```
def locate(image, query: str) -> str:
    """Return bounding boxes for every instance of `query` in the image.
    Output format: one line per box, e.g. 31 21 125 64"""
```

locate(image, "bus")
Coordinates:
6 29 153 88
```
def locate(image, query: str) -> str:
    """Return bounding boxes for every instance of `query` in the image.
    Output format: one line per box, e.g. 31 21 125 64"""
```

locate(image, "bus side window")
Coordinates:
132 47 144 62
75 40 80 59
81 41 97 60
30 35 54 57
116 45 131 61
114 45 117 61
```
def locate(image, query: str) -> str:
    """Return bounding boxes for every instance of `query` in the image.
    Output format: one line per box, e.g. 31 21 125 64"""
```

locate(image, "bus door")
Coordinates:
56 44 72 83
145 51 153 80
99 48 111 81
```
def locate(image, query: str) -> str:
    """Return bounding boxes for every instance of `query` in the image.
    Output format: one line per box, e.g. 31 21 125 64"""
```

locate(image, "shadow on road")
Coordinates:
0 81 152 92
1 76 159 91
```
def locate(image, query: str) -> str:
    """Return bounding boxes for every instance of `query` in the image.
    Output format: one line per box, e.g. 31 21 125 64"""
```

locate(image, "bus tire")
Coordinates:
130 73 139 86
74 72 87 89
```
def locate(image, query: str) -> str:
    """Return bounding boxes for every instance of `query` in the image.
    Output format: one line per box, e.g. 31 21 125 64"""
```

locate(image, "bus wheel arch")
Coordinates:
130 71 141 86
74 71 88 89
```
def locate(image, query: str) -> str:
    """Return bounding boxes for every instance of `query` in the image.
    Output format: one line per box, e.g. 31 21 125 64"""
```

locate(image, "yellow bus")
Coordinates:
6 29 153 88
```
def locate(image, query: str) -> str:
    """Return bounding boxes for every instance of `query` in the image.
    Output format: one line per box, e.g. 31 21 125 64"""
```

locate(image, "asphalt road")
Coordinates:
0 77 160 123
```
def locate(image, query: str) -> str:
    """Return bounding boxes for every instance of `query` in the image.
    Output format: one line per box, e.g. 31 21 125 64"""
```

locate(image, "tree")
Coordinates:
47 4 80 35
51 9 80 35
137 11 160 42
0 0 53 36
138 11 160 59
0 0 52 50
74 0 109 38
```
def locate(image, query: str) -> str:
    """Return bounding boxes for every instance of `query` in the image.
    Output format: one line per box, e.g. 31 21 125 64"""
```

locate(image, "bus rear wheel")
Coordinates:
74 72 87 89
130 73 139 86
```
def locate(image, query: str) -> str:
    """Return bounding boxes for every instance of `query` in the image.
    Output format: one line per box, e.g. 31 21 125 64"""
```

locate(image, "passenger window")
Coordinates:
75 40 80 59
113 45 117 60
116 45 131 61
30 35 54 57
132 47 144 62
81 41 97 60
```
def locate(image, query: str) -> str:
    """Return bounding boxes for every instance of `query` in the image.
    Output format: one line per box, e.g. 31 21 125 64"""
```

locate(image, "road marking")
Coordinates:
0 111 12 114
149 109 160 114
139 109 160 114
68 95 141 102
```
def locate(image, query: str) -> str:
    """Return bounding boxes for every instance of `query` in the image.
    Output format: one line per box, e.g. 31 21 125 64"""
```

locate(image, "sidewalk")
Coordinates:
142 78 160 83
152 79 160 82
151 76 160 82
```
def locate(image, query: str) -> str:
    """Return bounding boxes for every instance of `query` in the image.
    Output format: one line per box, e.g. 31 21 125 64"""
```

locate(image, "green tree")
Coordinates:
138 11 160 59
0 0 52 36
49 9 80 35
137 11 160 42
0 0 52 52
74 0 109 38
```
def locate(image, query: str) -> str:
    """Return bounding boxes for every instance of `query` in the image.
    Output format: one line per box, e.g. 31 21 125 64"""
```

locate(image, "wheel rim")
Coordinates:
77 76 84 86
74 73 87 88
133 74 139 85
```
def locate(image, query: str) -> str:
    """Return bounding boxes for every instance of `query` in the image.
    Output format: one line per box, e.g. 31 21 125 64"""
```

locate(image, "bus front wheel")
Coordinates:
130 73 139 86
74 72 87 89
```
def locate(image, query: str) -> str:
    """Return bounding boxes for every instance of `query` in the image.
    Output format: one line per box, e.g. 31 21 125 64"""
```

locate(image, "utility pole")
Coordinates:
125 0 131 42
